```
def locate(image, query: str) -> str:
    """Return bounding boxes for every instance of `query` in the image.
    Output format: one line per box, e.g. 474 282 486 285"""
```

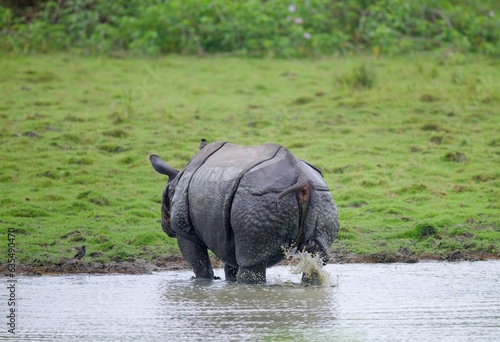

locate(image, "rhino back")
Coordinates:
169 142 226 244
230 147 304 267
298 160 329 191
185 143 283 262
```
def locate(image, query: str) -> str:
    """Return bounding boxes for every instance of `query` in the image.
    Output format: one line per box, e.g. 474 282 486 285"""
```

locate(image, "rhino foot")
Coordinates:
236 263 266 284
224 264 238 282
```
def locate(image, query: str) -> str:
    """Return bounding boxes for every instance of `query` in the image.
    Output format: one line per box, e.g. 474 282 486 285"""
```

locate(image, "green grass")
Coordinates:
0 51 499 267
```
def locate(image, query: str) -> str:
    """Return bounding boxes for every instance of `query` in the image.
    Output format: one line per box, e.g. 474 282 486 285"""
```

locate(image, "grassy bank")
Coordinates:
0 52 499 272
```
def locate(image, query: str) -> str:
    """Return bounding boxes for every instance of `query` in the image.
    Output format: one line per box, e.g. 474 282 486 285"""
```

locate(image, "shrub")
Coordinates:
1 0 499 57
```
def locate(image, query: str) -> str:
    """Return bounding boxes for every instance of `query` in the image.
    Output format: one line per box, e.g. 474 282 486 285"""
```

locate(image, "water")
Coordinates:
2 262 499 341
285 249 330 286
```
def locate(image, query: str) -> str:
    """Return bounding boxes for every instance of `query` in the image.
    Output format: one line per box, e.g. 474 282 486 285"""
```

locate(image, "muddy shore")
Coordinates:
2 250 499 277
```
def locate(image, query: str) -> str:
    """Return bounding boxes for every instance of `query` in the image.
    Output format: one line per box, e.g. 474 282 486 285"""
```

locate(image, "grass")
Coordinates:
0 51 499 269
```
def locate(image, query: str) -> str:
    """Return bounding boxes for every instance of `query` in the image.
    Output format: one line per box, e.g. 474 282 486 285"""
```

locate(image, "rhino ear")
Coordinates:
149 154 179 179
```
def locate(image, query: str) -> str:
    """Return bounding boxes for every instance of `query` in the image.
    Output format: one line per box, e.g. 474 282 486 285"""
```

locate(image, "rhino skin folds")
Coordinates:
150 142 340 284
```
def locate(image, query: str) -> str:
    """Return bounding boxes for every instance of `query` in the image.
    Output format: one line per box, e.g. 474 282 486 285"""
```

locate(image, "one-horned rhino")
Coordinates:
150 141 340 284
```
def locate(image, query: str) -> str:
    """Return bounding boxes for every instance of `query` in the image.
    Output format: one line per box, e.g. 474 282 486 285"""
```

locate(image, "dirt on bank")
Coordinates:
2 250 499 276
1 255 189 276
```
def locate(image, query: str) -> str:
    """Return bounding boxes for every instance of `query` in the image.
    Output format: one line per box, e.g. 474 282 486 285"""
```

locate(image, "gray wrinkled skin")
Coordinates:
150 142 340 284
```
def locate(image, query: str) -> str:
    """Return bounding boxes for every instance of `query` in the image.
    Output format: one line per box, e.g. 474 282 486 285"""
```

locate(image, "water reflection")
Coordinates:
159 278 337 341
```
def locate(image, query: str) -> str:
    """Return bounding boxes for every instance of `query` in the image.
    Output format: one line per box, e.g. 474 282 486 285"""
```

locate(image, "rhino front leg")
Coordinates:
237 263 266 284
177 237 214 279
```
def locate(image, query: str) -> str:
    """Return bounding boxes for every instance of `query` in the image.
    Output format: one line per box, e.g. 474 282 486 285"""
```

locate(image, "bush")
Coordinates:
1 0 499 57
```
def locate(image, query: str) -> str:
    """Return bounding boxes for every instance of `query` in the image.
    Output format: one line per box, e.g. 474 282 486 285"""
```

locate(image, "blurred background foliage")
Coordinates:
1 0 499 57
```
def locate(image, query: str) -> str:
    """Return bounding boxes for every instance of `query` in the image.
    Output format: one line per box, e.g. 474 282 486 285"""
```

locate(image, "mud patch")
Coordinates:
1 257 189 276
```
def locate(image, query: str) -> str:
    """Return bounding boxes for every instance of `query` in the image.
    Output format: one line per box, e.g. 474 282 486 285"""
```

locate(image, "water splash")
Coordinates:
283 247 331 286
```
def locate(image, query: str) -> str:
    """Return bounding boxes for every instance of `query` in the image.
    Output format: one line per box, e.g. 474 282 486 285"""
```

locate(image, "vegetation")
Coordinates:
0 51 498 271
1 0 499 57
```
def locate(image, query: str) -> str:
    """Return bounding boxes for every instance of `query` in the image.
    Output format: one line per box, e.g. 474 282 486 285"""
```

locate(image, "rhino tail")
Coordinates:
275 172 311 211
276 172 312 248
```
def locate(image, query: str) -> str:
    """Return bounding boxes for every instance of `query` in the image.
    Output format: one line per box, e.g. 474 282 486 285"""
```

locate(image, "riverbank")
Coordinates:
3 250 499 277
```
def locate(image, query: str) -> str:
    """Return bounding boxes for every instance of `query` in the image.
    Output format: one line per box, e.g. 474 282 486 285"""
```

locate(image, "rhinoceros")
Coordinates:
150 141 340 284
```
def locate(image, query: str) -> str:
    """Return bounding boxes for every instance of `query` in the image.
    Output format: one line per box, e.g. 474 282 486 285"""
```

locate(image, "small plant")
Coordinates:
76 191 110 206
415 223 438 239
395 223 439 240
444 152 467 163
291 96 314 105
354 64 376 89
103 129 129 138
429 136 443 145
337 63 376 90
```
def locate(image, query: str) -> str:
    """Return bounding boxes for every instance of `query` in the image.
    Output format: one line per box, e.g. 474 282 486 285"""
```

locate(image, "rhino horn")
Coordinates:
149 154 179 179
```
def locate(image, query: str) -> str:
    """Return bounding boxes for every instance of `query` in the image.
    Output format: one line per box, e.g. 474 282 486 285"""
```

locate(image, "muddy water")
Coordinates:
3 261 499 341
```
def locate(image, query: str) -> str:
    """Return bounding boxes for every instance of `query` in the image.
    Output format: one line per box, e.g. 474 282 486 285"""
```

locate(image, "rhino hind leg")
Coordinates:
224 263 238 282
236 263 266 284
177 237 214 279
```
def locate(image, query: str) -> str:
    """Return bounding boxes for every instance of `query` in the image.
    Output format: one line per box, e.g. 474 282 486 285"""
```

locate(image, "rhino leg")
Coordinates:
237 263 266 284
177 237 214 279
224 264 238 282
